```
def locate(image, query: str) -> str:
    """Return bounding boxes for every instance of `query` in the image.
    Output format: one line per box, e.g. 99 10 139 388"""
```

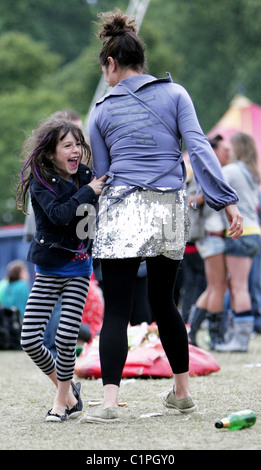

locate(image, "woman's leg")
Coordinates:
196 253 227 312
189 253 227 348
146 256 191 398
215 255 254 352
99 257 141 407
225 255 252 312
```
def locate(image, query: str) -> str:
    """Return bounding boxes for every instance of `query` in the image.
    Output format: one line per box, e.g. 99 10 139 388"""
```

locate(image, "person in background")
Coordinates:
180 164 206 324
250 192 261 333
216 132 261 352
82 9 242 424
0 278 8 304
51 109 83 136
188 135 230 349
0 260 30 317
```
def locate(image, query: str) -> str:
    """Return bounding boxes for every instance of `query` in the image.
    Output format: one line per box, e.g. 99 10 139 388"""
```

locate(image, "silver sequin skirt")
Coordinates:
92 186 190 260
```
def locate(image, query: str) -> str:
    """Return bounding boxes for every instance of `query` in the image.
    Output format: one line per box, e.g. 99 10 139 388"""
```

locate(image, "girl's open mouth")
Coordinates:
68 157 79 170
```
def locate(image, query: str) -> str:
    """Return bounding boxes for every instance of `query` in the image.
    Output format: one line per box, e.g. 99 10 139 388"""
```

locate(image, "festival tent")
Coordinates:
207 94 261 168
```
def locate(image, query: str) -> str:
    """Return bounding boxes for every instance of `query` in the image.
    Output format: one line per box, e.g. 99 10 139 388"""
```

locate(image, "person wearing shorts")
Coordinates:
216 132 261 352
188 136 230 349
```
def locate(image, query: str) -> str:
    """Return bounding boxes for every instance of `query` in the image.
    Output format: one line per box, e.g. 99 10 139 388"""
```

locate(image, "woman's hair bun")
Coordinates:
97 9 137 39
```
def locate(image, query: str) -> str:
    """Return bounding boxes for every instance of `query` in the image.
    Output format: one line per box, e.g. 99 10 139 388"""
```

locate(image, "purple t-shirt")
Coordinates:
88 74 238 210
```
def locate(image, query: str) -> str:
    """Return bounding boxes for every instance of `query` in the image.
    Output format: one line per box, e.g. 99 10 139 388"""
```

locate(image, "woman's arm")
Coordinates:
176 86 238 210
88 106 111 178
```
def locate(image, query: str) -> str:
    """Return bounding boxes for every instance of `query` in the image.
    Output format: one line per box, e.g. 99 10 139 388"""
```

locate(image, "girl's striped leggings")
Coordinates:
21 274 90 382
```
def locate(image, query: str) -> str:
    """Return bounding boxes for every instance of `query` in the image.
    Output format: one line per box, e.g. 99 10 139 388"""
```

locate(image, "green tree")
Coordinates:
2 0 261 225
0 86 70 224
146 0 261 131
46 40 101 116
0 31 69 224
0 0 96 63
0 32 61 92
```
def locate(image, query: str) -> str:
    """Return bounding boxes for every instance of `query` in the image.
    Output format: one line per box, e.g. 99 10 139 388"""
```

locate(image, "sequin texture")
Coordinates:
92 186 190 260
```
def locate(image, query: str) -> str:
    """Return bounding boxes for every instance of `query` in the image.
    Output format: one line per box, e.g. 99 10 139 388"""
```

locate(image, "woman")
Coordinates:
215 132 261 352
83 9 243 423
188 135 230 349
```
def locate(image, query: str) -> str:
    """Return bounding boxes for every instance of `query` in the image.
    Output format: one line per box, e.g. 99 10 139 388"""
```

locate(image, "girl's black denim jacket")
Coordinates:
27 163 98 267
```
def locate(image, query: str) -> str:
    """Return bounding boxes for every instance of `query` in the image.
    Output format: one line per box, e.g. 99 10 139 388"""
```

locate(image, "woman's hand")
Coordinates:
225 204 243 240
88 175 107 195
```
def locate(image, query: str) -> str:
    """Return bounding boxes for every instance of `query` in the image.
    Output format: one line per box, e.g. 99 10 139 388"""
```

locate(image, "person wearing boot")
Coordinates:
188 135 230 349
215 132 261 352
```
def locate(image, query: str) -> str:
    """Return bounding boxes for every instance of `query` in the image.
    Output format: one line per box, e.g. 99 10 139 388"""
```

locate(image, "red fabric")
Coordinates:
75 323 220 379
184 244 198 254
81 278 104 339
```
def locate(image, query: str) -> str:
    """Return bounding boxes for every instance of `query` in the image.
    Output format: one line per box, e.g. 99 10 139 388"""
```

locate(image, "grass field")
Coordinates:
0 330 260 453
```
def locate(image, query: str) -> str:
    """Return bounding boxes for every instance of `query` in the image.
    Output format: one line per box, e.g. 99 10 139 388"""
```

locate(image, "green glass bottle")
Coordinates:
215 409 256 430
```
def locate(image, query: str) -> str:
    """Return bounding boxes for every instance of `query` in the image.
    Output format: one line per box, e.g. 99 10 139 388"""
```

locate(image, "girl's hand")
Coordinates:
225 204 243 240
88 175 107 195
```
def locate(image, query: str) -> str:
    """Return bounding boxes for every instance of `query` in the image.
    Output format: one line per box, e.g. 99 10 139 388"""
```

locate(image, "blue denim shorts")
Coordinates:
225 234 261 258
196 235 226 259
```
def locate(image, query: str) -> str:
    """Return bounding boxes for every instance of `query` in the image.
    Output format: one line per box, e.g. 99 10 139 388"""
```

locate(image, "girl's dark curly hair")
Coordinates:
97 8 146 72
16 117 91 214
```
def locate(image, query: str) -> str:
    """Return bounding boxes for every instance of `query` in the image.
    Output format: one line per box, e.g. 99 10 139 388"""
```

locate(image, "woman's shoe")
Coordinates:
67 381 83 419
45 409 67 422
81 406 119 423
162 390 197 413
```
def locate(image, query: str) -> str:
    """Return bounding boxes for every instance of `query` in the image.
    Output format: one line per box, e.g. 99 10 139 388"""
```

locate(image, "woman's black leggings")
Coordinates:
100 256 189 386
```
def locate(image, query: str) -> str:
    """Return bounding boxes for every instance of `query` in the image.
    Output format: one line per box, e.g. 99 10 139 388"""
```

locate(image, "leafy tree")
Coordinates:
45 40 101 117
2 0 261 225
0 0 95 63
146 0 261 131
139 22 184 80
0 32 61 92
0 88 69 226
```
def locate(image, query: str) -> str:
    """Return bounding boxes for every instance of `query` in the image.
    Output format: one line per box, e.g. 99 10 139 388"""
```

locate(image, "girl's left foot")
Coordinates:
45 409 67 422
66 382 83 419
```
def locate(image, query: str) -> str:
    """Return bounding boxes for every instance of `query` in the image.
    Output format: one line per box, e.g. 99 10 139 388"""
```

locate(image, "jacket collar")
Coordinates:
96 72 173 105
29 163 90 186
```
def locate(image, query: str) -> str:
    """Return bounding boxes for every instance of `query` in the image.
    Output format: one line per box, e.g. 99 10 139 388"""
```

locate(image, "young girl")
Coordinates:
16 117 106 421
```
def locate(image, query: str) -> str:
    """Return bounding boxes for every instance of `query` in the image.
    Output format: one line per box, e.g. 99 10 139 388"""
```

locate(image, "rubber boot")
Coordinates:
188 305 207 347
224 309 234 343
207 312 225 350
215 315 254 352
